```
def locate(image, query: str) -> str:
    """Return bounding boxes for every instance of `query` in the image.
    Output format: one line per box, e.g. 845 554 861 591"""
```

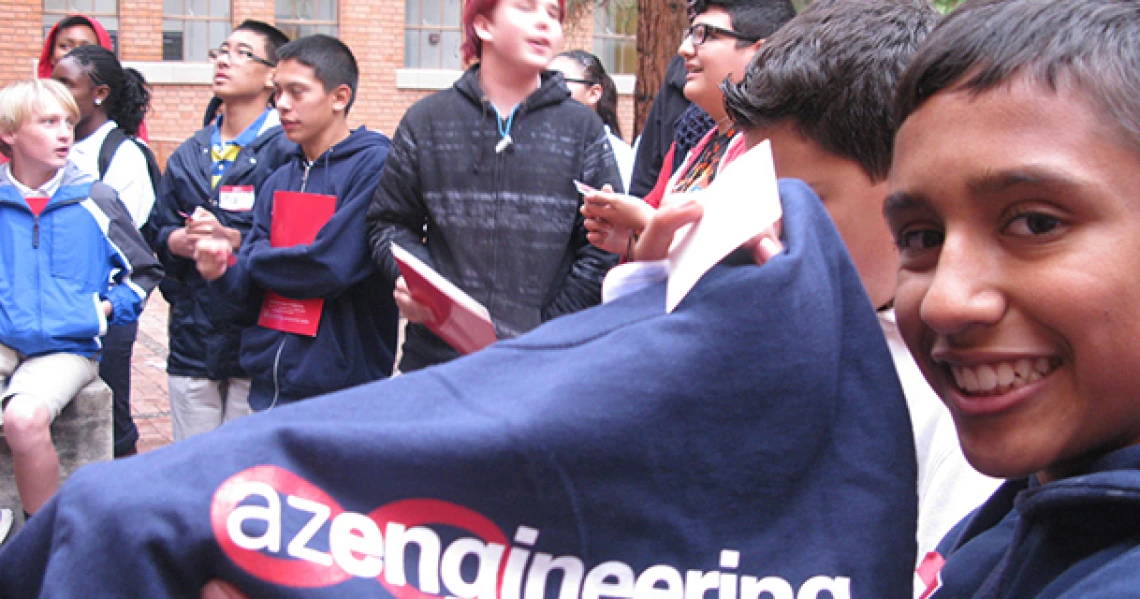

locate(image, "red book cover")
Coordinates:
257 191 337 337
391 243 497 354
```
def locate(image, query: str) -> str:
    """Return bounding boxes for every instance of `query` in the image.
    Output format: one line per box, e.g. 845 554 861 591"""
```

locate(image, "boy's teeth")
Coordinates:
950 358 1057 395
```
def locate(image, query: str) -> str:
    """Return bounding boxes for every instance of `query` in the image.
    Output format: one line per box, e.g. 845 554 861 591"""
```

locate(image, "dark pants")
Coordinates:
101 321 139 457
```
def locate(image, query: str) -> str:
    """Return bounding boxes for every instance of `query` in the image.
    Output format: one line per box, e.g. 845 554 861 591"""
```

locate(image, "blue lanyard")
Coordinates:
494 105 518 153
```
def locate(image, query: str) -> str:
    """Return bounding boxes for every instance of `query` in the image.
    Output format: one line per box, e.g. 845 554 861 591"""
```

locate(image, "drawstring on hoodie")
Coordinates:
494 105 518 154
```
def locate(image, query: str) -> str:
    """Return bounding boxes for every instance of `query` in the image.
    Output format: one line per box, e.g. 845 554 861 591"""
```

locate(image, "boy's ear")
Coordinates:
331 84 352 114
264 67 276 90
473 13 494 45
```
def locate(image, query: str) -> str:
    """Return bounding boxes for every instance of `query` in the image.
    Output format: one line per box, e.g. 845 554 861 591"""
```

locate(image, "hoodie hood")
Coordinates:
282 127 387 186
453 65 570 116
38 15 114 78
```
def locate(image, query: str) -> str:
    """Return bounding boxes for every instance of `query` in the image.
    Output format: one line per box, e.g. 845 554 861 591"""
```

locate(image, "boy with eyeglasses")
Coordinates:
192 34 399 411
366 0 623 371
144 20 294 441
578 0 793 256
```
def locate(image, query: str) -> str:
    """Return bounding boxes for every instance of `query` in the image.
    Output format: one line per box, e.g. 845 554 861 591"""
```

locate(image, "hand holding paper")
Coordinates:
391 243 497 354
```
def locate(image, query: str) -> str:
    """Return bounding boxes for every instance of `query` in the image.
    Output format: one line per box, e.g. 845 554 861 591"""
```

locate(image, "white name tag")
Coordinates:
219 185 255 212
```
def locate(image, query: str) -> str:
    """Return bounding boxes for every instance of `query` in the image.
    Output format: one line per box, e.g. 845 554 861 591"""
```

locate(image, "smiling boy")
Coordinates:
366 0 622 371
883 1 1140 596
194 35 398 410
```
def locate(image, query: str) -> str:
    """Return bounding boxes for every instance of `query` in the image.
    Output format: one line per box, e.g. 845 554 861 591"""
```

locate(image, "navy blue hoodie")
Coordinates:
0 180 917 598
209 127 399 409
921 445 1140 598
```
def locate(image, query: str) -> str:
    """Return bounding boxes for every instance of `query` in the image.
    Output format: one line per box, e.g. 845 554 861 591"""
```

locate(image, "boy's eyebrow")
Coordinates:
883 192 921 219
966 167 1084 196
884 166 1090 219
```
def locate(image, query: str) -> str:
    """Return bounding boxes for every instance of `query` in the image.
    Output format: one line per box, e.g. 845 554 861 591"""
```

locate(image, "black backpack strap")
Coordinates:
97 126 128 181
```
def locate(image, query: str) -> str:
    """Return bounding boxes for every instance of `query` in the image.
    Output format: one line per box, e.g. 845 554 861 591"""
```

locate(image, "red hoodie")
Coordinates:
38 14 148 141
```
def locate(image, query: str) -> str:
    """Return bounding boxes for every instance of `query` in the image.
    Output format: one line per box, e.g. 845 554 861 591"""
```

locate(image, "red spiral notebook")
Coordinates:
391 243 497 354
257 191 337 337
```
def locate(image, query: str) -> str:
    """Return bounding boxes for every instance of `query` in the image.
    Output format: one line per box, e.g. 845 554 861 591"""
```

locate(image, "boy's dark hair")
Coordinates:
896 0 1140 153
556 50 622 139
724 0 939 181
689 0 795 46
233 19 290 65
67 44 151 137
276 34 359 114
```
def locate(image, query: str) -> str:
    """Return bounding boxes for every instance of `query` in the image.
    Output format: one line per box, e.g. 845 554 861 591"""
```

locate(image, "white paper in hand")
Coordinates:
665 140 781 312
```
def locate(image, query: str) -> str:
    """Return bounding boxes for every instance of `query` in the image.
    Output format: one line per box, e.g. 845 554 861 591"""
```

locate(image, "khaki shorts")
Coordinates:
1 343 101 424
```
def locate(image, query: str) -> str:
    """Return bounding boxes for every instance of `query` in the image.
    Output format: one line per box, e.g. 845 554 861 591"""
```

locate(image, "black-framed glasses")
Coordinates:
561 76 599 86
686 23 758 46
207 46 275 67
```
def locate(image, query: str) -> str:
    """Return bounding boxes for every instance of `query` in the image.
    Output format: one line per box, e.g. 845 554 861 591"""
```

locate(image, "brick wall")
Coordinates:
0 0 638 166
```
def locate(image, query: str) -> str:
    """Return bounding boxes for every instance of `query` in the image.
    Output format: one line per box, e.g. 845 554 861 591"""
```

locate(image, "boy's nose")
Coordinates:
918 235 1006 336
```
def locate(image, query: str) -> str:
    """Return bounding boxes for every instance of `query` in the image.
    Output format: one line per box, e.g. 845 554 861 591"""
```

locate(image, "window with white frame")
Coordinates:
43 0 119 53
162 0 231 61
276 0 338 39
593 0 636 75
404 0 462 69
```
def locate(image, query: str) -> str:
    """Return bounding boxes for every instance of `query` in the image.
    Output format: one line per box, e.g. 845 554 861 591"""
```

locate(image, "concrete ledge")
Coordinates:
0 379 113 530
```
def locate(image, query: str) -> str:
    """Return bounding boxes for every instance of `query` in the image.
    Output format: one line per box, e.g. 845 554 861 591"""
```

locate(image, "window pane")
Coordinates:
421 28 441 67
276 0 294 20
442 0 459 27
210 21 229 49
189 0 207 16
317 0 336 22
442 29 461 69
421 0 439 26
404 0 419 25
94 0 115 14
44 0 66 12
187 20 208 60
163 27 184 60
404 29 420 66
163 0 181 15
296 0 313 19
211 0 229 17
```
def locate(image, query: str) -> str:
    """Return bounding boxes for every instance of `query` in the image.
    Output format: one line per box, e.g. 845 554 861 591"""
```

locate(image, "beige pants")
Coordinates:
168 376 252 441
0 344 100 424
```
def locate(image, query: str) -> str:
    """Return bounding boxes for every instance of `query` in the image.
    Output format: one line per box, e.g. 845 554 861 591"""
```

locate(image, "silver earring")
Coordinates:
94 98 102 106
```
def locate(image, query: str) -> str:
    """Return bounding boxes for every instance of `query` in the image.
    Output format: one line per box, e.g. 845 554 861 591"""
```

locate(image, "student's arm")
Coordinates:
146 143 200 280
89 183 164 325
542 130 623 320
246 147 389 300
366 124 433 282
103 139 156 229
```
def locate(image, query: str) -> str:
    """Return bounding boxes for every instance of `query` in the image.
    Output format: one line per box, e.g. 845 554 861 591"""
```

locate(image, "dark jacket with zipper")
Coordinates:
923 445 1140 598
145 115 293 380
209 127 398 410
367 65 622 371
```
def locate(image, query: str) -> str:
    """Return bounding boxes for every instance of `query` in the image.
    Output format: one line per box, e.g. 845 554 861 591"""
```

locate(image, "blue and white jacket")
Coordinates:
919 445 1140 598
0 180 917 597
0 162 162 358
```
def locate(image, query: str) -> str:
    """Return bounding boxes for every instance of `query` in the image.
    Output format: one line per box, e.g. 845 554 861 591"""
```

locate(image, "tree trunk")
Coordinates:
633 0 688 138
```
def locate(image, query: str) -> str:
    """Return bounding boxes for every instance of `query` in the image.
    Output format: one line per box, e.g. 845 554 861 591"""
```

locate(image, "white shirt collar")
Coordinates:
2 163 65 198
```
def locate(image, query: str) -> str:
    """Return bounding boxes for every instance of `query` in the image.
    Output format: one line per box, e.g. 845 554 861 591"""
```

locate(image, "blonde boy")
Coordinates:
0 79 161 522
